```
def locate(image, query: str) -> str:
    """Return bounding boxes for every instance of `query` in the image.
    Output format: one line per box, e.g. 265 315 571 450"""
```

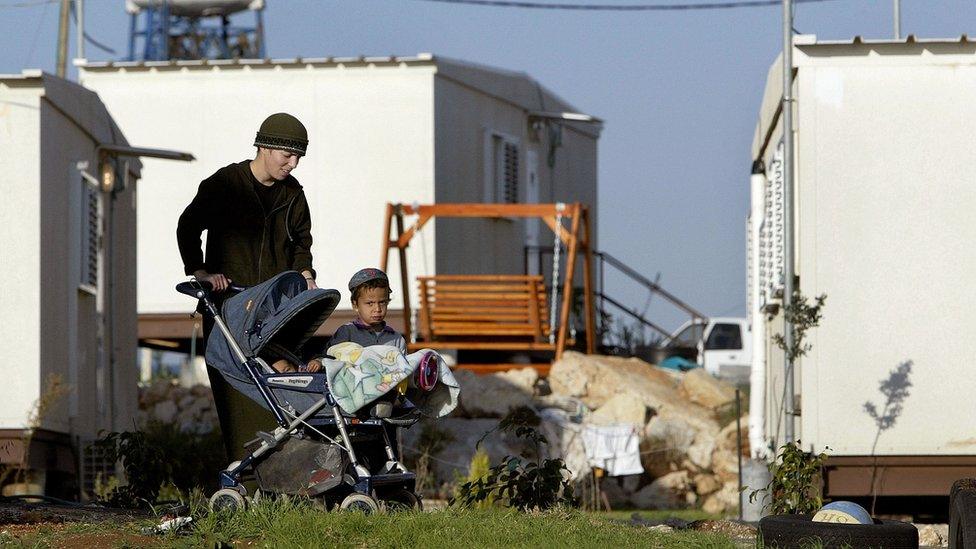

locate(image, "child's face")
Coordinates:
354 286 391 327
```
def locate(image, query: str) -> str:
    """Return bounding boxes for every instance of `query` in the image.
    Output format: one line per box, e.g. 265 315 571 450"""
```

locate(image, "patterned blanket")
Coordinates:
324 342 459 418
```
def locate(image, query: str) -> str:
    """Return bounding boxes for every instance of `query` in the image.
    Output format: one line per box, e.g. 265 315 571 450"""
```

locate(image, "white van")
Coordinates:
659 317 752 381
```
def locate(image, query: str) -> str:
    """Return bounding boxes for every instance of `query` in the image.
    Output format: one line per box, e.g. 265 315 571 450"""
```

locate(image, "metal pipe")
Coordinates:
893 0 901 40
599 252 605 339
749 162 770 459
599 251 707 320
597 293 672 338
735 389 743 521
128 13 137 61
76 0 85 63
782 0 797 444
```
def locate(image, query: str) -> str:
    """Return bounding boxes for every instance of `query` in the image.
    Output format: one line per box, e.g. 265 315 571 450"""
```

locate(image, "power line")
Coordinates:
0 0 58 9
409 0 842 10
69 0 116 55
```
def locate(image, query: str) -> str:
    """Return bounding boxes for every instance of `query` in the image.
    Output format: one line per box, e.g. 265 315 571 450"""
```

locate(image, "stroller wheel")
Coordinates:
339 492 379 514
209 488 247 512
382 489 422 512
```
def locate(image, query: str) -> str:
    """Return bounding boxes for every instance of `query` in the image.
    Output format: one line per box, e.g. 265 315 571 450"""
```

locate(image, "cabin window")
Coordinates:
670 324 704 348
80 180 99 289
705 323 743 351
485 132 520 204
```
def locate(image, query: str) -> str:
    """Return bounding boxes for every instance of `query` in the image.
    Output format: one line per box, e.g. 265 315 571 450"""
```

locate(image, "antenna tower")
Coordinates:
126 0 266 61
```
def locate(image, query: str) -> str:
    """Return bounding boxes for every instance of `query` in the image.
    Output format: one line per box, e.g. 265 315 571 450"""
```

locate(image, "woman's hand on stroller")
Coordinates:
301 270 318 290
193 269 232 292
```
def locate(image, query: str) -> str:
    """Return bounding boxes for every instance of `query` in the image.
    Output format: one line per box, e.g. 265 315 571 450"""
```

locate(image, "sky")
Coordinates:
3 0 976 335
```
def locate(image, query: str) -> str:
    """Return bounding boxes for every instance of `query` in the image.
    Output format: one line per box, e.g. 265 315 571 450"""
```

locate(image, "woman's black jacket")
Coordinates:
177 160 315 287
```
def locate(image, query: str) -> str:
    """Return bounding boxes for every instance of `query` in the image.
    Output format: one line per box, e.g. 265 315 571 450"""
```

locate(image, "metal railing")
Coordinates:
523 246 707 347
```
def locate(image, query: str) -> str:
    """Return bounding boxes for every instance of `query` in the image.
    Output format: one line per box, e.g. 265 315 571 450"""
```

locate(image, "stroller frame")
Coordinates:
182 280 417 505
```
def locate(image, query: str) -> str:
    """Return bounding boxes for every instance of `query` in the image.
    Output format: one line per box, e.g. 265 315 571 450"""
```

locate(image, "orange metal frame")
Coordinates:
380 203 595 359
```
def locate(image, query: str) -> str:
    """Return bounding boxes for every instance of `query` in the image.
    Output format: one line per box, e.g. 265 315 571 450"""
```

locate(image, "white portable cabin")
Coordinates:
79 54 600 344
0 71 141 497
748 36 976 498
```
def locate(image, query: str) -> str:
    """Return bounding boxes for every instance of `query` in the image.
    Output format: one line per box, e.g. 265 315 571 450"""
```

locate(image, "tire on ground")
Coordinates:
758 514 918 549
950 478 976 549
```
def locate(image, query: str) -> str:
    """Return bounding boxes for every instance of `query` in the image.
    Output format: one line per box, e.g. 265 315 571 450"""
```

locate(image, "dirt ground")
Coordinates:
0 499 147 525
0 499 155 548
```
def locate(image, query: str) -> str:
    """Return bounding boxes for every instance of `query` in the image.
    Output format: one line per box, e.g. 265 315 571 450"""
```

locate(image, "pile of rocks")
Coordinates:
137 379 219 433
404 351 749 514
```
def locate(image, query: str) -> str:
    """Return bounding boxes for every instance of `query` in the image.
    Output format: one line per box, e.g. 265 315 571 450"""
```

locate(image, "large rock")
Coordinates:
632 470 690 509
693 473 721 496
711 448 740 483
400 418 527 484
589 392 649 426
677 368 736 410
533 394 588 415
701 481 740 515
495 367 539 393
641 410 721 479
916 524 947 547
454 369 535 418
151 400 178 424
549 353 718 431
686 434 717 471
716 415 750 457
140 379 174 408
537 409 590 479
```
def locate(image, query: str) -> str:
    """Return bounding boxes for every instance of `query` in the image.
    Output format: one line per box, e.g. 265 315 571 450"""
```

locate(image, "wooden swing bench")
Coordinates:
382 202 596 369
411 274 557 351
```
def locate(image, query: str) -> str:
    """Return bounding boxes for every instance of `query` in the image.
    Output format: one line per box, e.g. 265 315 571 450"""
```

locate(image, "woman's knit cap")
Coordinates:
254 113 308 155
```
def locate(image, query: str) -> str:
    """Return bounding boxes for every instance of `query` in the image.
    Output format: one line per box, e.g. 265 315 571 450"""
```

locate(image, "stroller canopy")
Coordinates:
207 271 341 379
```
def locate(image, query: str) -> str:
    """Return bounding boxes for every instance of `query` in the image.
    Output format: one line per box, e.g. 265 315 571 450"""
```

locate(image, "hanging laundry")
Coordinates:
581 423 644 477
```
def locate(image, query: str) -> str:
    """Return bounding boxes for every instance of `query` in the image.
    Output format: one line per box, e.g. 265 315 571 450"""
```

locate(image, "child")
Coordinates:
269 357 322 373
260 342 323 373
327 268 407 354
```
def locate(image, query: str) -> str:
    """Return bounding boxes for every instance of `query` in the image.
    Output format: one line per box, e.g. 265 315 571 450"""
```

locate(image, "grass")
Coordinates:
5 500 747 548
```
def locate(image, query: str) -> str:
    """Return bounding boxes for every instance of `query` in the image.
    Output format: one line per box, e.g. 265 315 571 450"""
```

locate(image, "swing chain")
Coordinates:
549 203 566 344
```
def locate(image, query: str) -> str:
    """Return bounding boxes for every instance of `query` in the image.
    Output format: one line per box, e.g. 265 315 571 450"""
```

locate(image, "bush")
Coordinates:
93 420 226 508
752 441 830 514
451 406 577 511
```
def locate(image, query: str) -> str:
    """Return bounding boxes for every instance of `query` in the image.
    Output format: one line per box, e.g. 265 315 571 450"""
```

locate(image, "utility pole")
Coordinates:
56 0 71 78
782 0 796 444
893 0 901 40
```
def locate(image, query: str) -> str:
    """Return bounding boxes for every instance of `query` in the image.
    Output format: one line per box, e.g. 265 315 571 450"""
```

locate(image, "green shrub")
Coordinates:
451 406 577 511
93 420 226 508
752 441 830 514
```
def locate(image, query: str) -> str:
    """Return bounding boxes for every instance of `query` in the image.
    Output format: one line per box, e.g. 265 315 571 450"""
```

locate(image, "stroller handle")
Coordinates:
175 279 247 300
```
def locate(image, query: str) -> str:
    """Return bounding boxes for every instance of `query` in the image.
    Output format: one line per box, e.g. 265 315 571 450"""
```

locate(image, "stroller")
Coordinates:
176 271 459 513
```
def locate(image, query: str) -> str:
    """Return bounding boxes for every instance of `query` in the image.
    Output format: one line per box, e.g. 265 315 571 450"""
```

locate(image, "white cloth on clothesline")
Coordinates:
581 423 644 477
538 407 644 477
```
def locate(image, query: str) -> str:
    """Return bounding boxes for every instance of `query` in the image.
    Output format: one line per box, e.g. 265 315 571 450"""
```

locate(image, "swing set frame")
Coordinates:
380 202 596 360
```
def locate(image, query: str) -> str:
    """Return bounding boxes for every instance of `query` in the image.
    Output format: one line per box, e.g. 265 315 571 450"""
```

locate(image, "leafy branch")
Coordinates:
772 292 827 363
454 406 577 511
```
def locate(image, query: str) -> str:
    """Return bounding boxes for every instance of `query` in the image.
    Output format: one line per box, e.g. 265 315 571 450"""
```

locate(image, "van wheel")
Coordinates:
950 479 976 549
